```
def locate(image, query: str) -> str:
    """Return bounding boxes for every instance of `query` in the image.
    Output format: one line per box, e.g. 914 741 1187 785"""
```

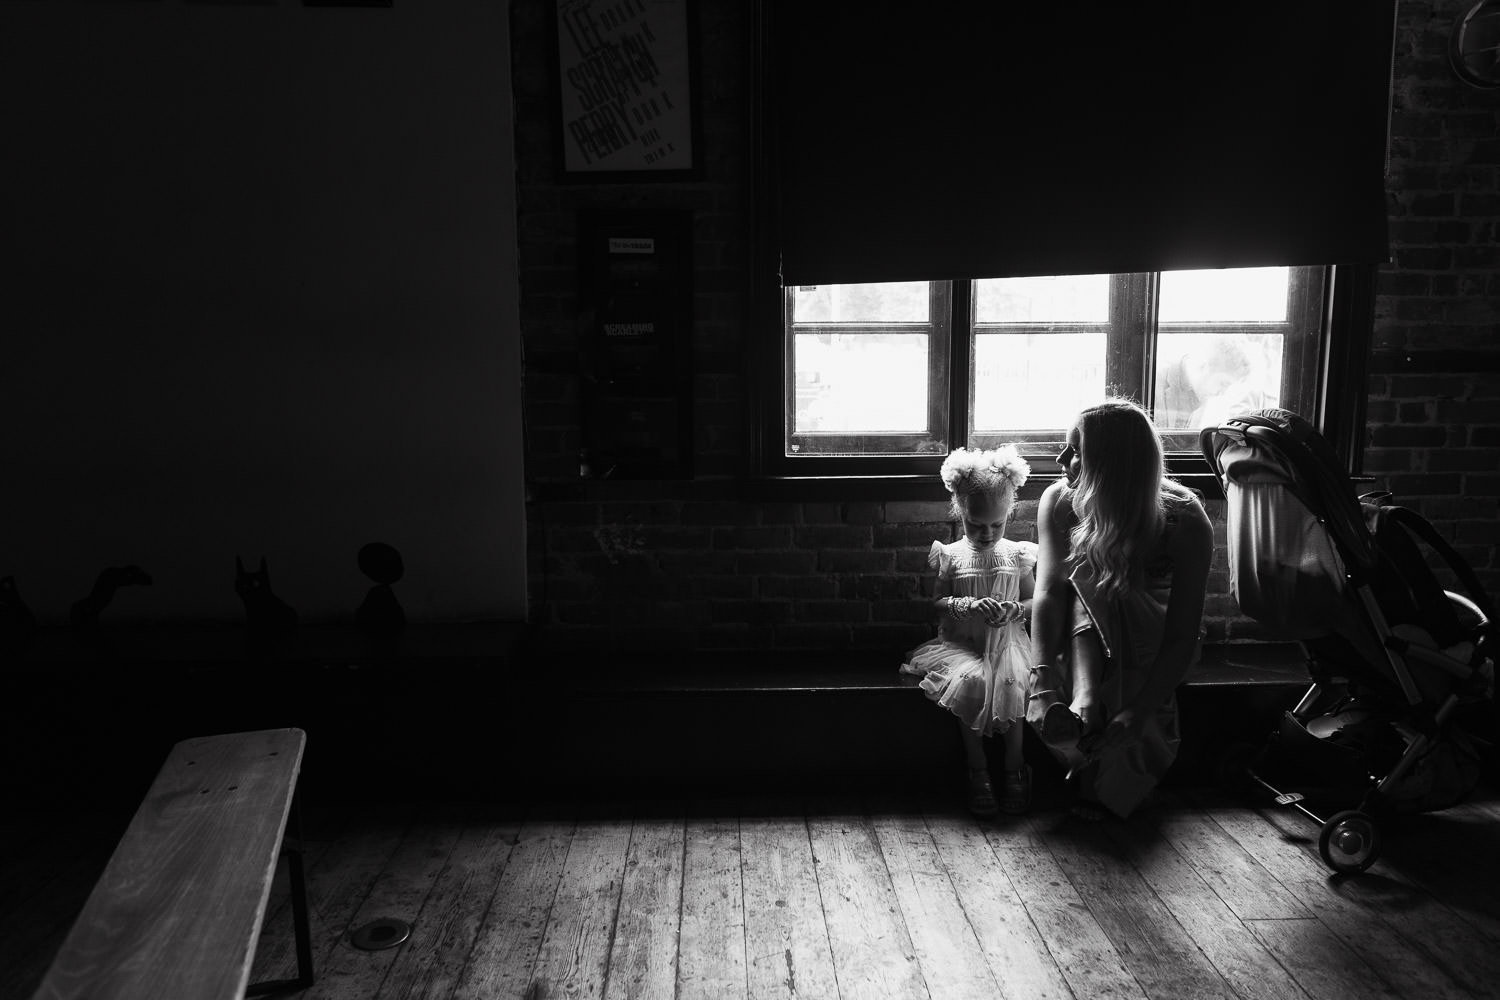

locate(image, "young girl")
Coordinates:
901 446 1035 816
1028 399 1213 820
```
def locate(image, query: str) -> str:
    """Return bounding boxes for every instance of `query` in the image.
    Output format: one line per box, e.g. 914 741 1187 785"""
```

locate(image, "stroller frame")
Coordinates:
1202 410 1496 874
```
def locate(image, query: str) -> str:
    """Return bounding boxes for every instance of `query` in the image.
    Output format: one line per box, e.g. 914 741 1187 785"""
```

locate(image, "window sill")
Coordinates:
527 471 1232 503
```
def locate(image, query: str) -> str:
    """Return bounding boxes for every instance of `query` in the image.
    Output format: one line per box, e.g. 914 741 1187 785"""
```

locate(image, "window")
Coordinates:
770 265 1349 478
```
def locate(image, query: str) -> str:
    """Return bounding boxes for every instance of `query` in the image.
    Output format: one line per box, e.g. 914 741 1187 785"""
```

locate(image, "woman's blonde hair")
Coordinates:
1068 398 1167 598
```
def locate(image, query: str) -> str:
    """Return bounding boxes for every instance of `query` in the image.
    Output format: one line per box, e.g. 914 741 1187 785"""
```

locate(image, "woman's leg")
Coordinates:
1028 656 1082 748
1069 628 1107 736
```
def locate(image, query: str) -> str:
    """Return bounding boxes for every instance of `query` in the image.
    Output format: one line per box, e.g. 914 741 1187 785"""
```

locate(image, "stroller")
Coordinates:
1201 408 1497 873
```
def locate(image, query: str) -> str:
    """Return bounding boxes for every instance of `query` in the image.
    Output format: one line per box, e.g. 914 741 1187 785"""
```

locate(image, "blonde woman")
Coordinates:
1028 399 1213 819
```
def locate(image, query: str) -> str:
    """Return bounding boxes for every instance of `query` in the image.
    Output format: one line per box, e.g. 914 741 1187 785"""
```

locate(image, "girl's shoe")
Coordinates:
966 768 999 817
999 765 1032 815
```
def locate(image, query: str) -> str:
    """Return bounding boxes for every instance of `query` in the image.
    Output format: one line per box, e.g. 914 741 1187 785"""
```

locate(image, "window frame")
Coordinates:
754 265 1375 484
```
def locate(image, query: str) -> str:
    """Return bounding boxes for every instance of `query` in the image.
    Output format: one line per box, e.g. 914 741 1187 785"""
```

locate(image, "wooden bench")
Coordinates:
30 728 313 1000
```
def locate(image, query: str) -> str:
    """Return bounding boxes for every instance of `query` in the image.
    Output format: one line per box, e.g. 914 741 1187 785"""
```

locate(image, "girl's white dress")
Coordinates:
900 537 1037 737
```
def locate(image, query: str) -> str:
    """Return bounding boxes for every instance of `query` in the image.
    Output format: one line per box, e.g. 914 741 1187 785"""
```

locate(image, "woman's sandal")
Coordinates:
1026 666 1084 748
966 768 999 818
1070 801 1109 822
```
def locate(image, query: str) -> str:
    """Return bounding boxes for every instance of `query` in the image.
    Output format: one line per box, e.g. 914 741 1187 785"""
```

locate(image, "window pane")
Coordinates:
791 282 929 324
973 333 1107 432
974 274 1110 323
1154 332 1283 431
1159 267 1289 323
794 333 929 433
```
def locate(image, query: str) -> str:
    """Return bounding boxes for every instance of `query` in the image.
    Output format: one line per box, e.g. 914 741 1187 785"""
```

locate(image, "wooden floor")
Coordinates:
5 782 1500 1000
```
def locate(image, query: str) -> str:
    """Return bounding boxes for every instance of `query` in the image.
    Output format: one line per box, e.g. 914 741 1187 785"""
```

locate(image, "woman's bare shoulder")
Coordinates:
1039 478 1073 516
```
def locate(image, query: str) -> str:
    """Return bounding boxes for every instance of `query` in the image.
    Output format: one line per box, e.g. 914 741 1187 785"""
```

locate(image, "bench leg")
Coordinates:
247 793 316 996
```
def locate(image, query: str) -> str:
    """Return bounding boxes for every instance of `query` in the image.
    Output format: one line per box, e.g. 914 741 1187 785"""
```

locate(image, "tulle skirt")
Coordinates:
901 627 1029 738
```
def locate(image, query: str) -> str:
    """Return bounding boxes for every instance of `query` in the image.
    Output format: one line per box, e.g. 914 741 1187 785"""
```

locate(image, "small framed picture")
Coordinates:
553 0 700 181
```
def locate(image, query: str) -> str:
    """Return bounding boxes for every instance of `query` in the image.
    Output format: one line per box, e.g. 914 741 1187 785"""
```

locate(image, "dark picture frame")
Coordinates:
553 0 701 181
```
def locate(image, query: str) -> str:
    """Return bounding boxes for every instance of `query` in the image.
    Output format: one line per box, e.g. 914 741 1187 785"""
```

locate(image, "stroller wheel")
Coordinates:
1318 810 1381 874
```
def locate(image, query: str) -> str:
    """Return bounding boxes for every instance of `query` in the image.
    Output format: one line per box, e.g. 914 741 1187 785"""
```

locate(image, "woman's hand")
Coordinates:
1092 706 1146 753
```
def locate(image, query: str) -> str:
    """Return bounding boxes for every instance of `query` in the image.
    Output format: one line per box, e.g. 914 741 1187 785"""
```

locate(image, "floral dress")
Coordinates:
900 537 1037 737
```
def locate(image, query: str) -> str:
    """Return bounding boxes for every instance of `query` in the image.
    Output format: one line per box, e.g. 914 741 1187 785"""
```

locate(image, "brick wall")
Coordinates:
1368 0 1500 593
514 0 1499 653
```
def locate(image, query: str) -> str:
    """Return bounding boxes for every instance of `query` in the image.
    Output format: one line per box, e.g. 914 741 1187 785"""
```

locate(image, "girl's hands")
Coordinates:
975 598 1024 628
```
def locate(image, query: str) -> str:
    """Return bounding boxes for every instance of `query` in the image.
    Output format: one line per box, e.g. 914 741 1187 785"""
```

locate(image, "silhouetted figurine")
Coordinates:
356 542 406 646
236 556 298 655
0 576 39 658
69 565 153 642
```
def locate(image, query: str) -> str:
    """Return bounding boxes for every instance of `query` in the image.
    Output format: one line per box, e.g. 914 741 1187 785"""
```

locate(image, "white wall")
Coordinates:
0 1 527 624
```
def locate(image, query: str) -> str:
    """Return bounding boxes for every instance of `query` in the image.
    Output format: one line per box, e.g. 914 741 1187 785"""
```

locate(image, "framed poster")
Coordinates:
554 0 700 180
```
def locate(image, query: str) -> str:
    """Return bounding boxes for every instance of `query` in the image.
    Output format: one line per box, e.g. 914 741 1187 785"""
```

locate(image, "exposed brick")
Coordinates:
1360 449 1417 474
872 599 938 624
1397 402 1432 423
1406 192 1456 216
758 575 838 599
735 552 818 575
1456 521 1500 544
712 525 794 549
1381 474 1464 496
1427 448 1500 472
840 573 922 600
1369 424 1448 447
818 550 895 573
886 500 954 523
600 501 685 524
798 600 872 623
874 524 953 548
660 575 754 599
508 0 1500 654
1454 246 1500 268
843 502 884 524
897 548 941 574
802 503 843 524
709 600 793 626
678 501 760 525
795 525 874 549
757 503 802 525
658 551 737 575
1396 247 1454 269
635 526 715 550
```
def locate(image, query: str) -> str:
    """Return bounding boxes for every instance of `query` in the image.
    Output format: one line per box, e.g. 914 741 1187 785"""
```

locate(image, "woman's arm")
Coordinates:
1030 480 1074 667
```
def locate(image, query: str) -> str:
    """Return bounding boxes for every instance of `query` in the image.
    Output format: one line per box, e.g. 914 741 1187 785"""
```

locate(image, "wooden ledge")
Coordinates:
563 643 1308 698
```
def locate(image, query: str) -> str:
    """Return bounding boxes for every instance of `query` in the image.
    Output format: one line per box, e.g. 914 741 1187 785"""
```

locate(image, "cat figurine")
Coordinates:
355 542 406 646
69 565 153 638
235 556 298 654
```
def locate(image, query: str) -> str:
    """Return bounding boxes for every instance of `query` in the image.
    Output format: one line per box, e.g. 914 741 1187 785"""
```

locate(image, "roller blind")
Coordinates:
770 3 1396 285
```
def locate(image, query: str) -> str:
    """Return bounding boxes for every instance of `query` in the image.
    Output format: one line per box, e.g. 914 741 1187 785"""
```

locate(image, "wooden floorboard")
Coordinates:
6 783 1500 1000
